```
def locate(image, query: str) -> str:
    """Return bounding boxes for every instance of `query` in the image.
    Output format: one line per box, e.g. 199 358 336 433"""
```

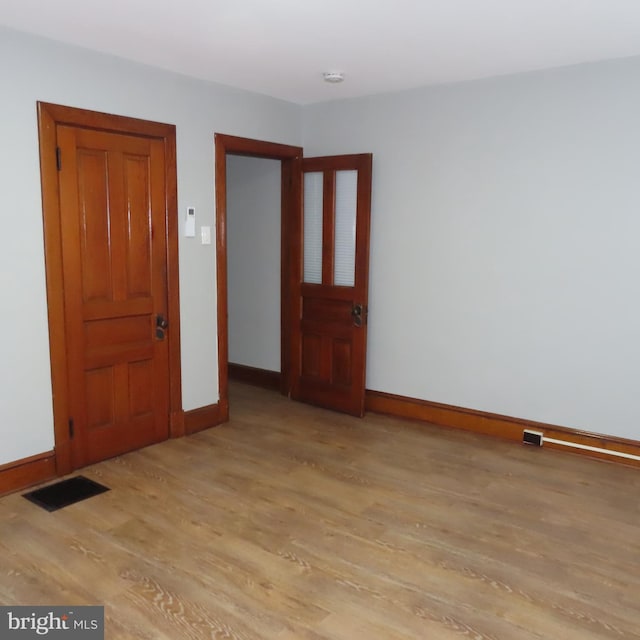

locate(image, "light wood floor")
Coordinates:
1 383 639 639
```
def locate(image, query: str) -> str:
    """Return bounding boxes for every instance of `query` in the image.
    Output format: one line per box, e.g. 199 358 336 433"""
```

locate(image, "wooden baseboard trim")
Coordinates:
0 451 57 497
184 403 225 435
365 390 640 468
228 363 281 391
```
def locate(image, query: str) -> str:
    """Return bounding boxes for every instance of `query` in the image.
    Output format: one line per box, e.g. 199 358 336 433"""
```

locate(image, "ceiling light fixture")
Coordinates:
323 71 345 83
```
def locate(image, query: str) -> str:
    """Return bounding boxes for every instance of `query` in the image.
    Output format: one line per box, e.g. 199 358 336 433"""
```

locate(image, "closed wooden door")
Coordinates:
290 154 372 416
57 125 170 468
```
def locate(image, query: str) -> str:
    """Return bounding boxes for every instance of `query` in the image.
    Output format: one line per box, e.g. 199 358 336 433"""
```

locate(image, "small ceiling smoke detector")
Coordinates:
323 71 345 83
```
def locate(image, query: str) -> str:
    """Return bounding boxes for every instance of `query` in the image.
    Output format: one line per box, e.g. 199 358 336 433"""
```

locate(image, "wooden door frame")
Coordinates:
214 134 302 418
37 102 183 477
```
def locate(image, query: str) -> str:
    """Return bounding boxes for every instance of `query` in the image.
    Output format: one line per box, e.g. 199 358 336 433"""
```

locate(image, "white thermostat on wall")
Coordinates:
185 206 196 237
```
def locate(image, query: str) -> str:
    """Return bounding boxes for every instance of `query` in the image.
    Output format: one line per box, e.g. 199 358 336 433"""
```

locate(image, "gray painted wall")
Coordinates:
302 56 640 439
3 22 640 468
0 27 300 466
227 155 281 372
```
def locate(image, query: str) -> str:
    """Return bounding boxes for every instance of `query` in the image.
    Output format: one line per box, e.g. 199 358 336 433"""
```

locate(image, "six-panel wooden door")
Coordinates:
57 125 171 468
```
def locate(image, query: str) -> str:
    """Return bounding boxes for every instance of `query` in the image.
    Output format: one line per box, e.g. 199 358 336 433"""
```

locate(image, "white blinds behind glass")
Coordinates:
334 170 358 287
303 172 323 284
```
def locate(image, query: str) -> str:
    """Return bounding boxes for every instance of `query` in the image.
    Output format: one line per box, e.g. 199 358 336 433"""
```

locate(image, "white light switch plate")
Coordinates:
201 225 212 245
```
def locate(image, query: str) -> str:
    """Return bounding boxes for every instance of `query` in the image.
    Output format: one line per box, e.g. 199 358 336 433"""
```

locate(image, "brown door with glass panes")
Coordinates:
290 154 372 416
57 124 171 468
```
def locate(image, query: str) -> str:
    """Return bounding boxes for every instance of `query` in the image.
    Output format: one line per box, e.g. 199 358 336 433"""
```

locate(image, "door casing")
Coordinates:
37 102 183 476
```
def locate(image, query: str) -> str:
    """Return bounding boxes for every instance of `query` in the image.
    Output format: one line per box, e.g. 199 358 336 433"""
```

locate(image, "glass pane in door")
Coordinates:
303 172 323 284
333 170 357 287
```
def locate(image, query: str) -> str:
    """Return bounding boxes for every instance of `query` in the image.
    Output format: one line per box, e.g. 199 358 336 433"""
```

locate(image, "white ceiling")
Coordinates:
2 0 640 104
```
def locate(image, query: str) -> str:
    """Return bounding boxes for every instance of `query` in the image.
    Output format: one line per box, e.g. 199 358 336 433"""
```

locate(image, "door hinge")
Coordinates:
68 418 74 439
56 146 62 171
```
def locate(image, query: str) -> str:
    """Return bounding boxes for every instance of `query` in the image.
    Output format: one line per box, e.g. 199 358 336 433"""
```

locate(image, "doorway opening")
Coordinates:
215 135 373 418
226 155 282 389
214 134 302 419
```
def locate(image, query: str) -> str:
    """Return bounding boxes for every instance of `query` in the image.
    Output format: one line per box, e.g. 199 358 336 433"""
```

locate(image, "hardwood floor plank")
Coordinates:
1 382 639 638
